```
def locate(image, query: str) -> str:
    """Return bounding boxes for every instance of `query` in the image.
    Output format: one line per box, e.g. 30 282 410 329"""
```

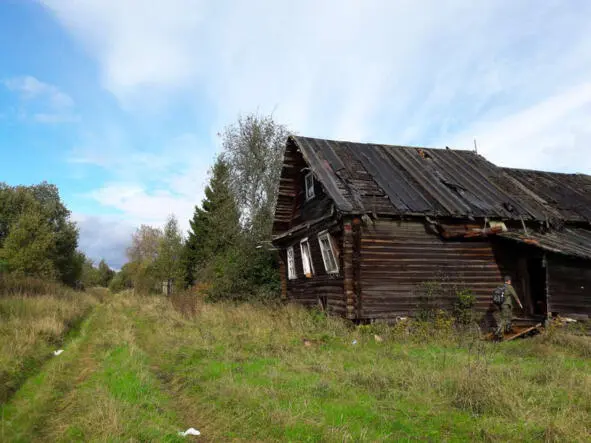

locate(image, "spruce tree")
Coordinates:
184 157 240 286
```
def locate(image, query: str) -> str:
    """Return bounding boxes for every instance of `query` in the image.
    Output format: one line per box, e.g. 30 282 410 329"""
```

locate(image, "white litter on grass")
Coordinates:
53 349 64 356
178 428 201 437
351 340 358 345
564 318 577 323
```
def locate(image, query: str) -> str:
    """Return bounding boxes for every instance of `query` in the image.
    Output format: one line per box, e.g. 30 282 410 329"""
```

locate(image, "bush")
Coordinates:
453 288 476 326
415 281 443 321
201 247 280 302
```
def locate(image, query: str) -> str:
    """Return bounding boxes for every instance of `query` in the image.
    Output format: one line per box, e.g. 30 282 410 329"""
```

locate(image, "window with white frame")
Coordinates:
286 247 296 280
300 238 314 277
318 232 339 274
305 172 315 201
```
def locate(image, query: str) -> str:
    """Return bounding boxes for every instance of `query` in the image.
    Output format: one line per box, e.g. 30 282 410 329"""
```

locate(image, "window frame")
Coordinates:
305 172 315 201
300 237 315 277
317 231 339 274
286 246 296 280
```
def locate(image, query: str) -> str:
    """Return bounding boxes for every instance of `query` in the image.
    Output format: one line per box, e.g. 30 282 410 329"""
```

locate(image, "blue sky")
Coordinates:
1 1 591 268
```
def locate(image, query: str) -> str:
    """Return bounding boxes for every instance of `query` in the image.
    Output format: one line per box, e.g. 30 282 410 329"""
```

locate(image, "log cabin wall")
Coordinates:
547 256 591 317
273 139 333 236
279 221 346 316
359 219 504 320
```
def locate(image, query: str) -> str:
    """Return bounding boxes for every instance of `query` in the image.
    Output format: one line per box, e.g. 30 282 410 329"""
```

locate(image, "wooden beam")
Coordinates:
343 217 356 320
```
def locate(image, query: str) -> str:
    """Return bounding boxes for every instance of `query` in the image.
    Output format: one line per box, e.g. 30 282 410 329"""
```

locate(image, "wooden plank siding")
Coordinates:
273 138 334 236
359 219 503 319
548 256 591 317
280 222 346 316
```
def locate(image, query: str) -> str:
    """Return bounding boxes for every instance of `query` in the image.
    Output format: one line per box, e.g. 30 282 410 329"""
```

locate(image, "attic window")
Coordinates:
305 172 315 200
300 238 314 277
318 232 339 274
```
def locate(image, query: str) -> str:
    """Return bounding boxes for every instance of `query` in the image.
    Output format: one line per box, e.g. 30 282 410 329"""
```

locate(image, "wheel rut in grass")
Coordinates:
1 297 193 442
0 303 97 407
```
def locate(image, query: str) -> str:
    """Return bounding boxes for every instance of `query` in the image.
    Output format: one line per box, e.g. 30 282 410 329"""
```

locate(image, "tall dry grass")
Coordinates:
0 279 101 403
126 295 591 441
0 274 66 298
2 290 590 441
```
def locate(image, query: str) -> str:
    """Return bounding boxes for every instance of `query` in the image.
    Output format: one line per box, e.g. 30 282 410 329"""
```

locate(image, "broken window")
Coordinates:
305 172 315 201
287 246 296 280
318 231 339 274
300 238 314 277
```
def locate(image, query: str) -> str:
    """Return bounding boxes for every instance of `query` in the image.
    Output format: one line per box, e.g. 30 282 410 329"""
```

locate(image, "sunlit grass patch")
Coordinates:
2 292 590 442
0 286 99 404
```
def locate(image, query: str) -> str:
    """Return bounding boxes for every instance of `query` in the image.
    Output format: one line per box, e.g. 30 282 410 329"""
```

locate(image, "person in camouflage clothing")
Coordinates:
494 275 523 340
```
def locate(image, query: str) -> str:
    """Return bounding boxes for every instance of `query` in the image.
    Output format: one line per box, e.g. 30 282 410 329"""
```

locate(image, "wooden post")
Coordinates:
279 258 288 300
543 253 550 319
343 218 356 320
352 217 362 319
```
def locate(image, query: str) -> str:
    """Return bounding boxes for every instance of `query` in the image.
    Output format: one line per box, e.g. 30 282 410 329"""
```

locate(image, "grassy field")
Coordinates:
0 282 101 405
1 292 590 442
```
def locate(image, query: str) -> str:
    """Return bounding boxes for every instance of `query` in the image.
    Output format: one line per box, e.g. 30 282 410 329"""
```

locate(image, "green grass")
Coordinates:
1 299 184 442
2 292 591 442
0 286 100 404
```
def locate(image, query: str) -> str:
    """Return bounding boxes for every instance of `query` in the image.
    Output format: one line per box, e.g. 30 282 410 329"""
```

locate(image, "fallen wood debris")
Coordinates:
484 324 542 342
503 324 542 341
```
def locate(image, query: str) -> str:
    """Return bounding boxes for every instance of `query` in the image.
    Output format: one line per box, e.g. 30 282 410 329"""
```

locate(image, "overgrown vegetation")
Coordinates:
0 182 81 285
0 181 116 289
0 282 100 404
117 113 288 300
3 294 590 442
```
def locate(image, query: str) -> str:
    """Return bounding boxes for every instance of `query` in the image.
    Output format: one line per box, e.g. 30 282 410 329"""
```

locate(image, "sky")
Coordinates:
1 1 591 268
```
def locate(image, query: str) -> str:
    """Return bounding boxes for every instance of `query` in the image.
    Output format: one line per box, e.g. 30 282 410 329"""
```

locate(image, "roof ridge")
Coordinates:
290 135 474 153
502 166 591 177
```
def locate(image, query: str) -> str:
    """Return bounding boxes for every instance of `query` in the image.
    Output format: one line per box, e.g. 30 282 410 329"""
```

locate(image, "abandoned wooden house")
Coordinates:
271 136 591 325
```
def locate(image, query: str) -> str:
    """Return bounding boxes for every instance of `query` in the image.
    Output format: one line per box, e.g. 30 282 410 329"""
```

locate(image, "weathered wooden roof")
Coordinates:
290 135 591 223
499 228 591 260
501 168 591 222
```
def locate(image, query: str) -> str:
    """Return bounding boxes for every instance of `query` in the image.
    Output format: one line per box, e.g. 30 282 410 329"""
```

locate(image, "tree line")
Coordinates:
0 182 115 289
115 113 289 300
1 112 287 300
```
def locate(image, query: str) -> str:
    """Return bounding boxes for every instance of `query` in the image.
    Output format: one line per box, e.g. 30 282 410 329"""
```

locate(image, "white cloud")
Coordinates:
88 184 195 228
3 75 77 123
40 1 591 171
446 82 591 172
5 75 74 108
40 0 591 260
71 131 211 232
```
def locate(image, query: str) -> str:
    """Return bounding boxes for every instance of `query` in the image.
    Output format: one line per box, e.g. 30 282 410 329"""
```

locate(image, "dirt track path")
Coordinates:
1 298 197 442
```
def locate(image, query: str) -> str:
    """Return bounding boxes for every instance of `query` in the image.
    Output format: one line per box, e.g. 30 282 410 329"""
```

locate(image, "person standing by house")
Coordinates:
494 275 523 340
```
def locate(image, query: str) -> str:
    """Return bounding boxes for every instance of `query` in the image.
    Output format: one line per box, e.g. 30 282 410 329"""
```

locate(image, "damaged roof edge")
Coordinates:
498 228 591 260
287 135 591 224
289 136 354 212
